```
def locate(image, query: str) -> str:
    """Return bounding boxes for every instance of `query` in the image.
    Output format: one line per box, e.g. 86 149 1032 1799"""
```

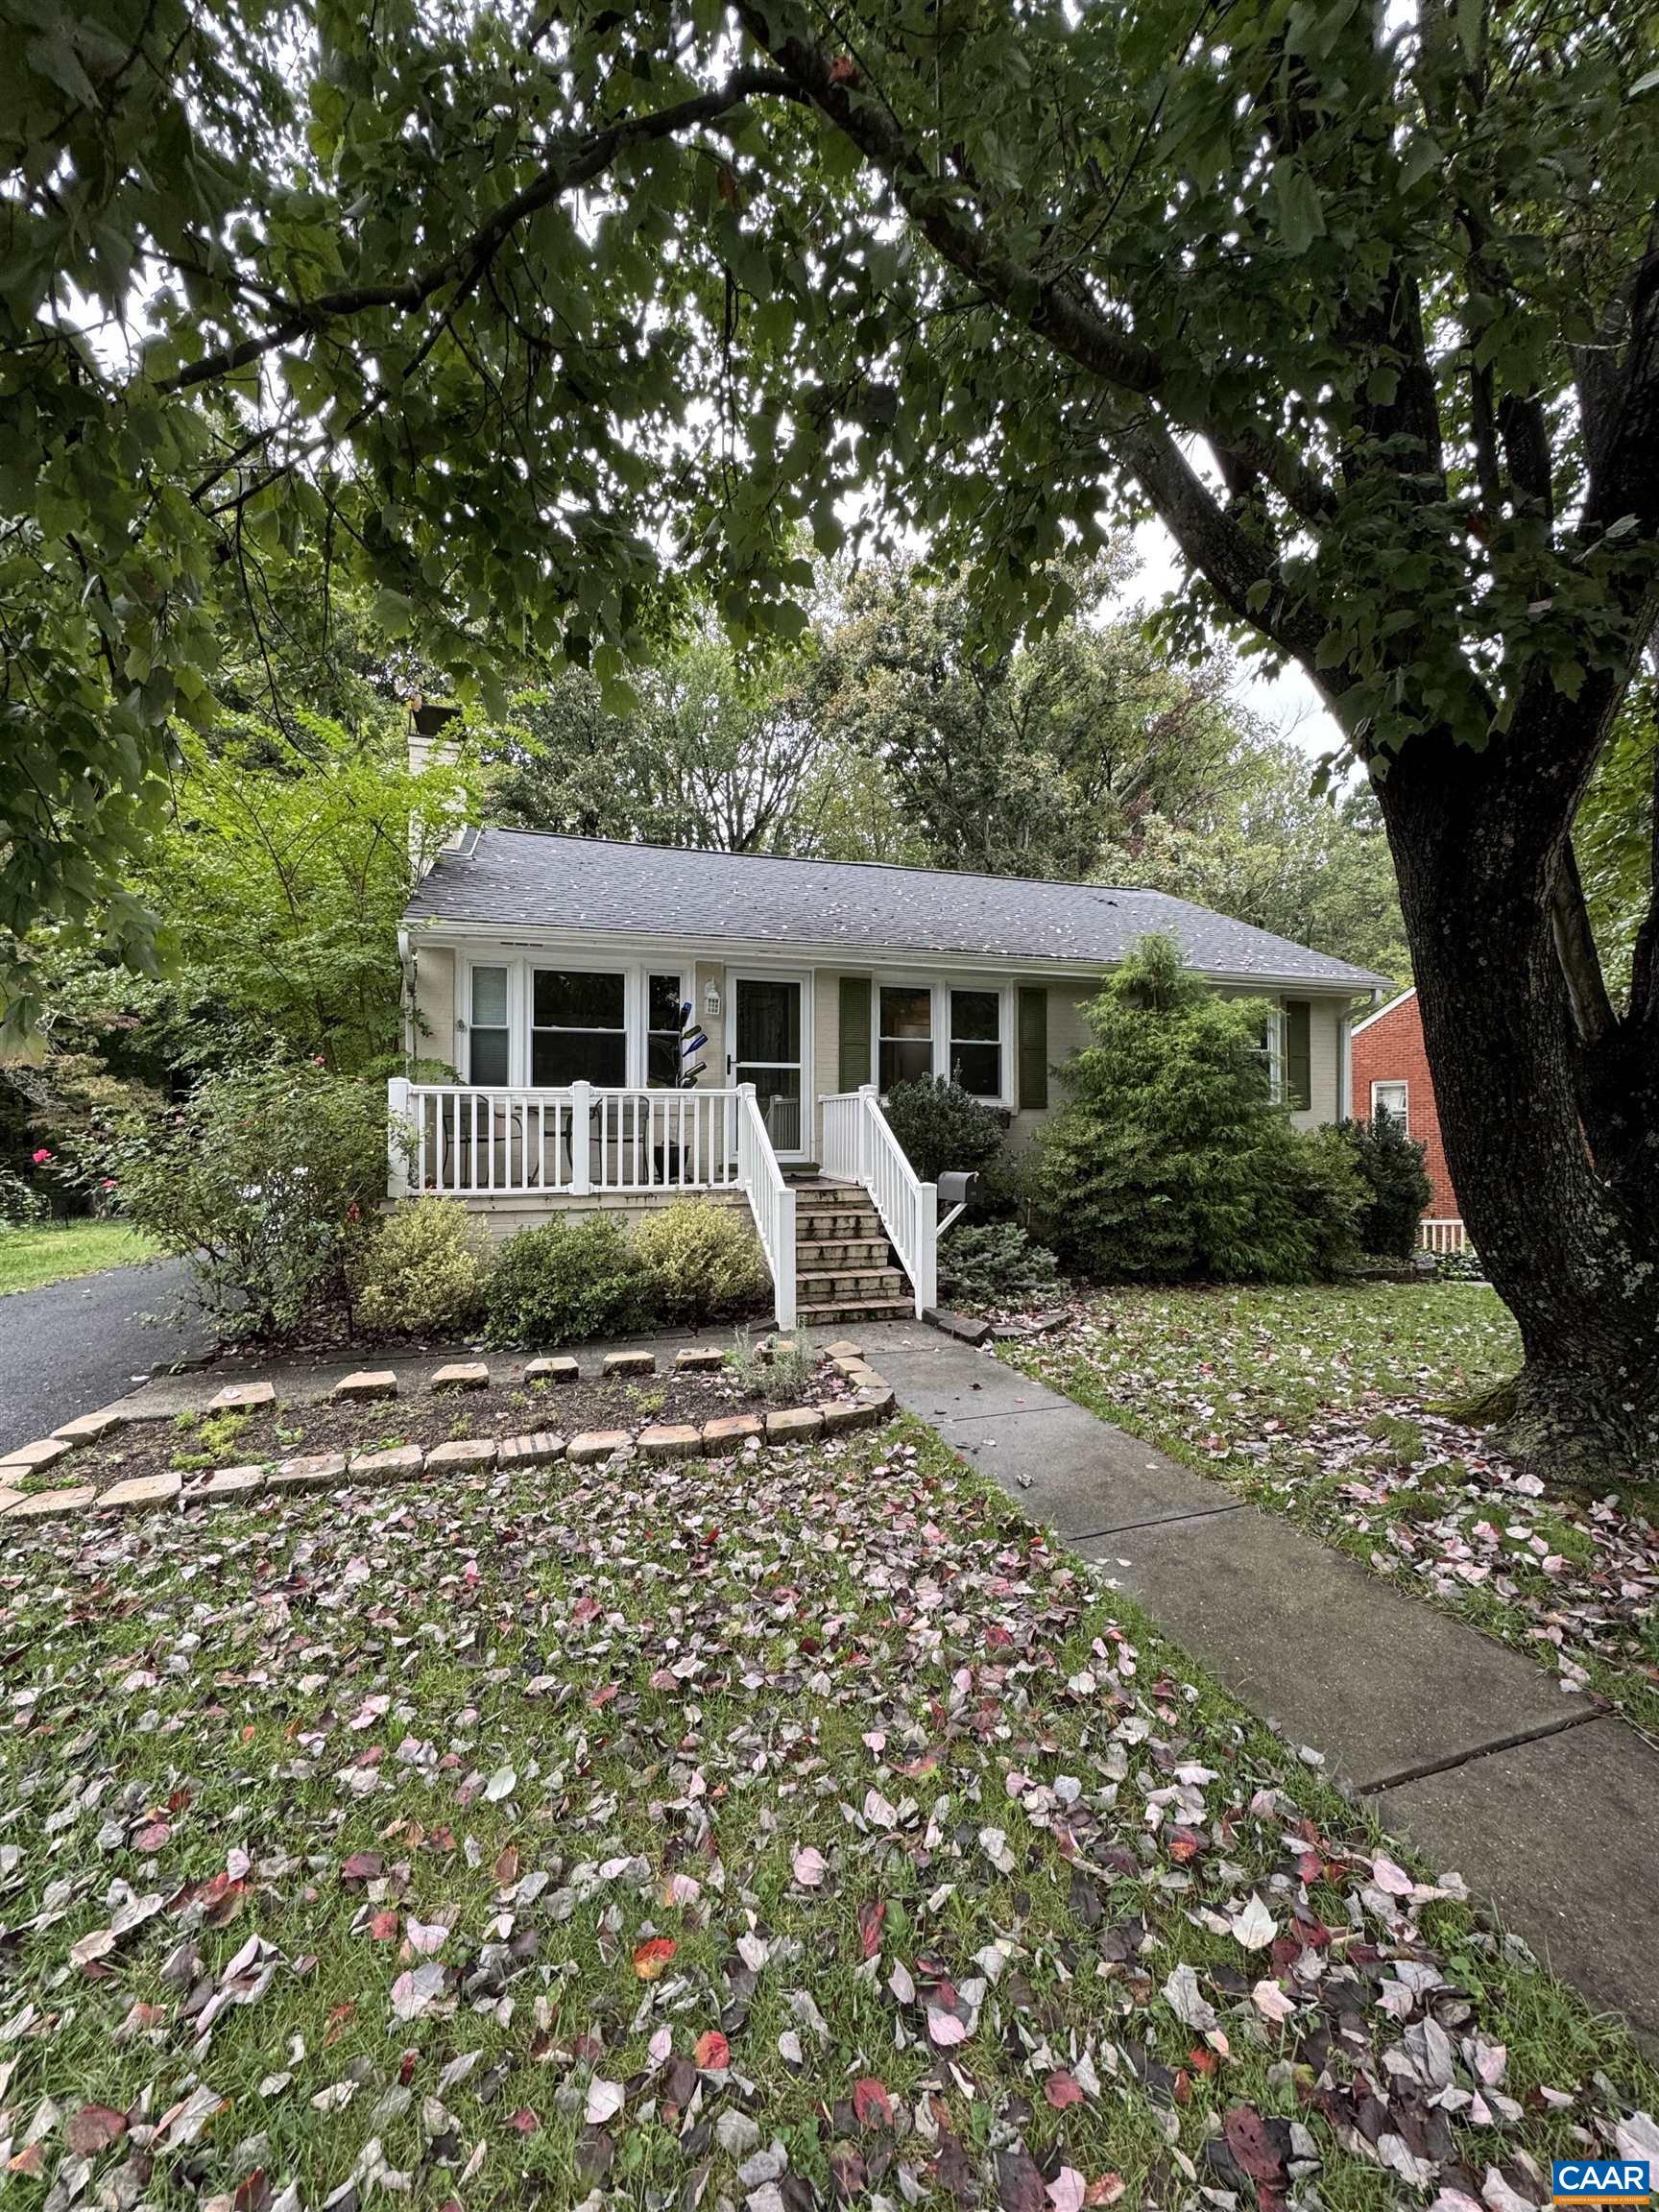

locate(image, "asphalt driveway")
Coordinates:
0 1258 211 1456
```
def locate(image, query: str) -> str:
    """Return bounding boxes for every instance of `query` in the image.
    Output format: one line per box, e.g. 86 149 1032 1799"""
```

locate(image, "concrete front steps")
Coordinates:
788 1175 916 1325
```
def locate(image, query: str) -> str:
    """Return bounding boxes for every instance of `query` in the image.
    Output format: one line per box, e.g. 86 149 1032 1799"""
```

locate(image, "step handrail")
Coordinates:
818 1086 935 1317
736 1083 797 1330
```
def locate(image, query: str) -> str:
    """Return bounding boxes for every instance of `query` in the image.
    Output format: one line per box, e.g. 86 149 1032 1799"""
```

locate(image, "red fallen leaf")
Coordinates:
234 2166 272 2212
8 2143 46 2177
340 1852 382 1883
852 2077 892 2128
995 2146 1046 2212
633 1937 676 1981
1187 2047 1218 2077
510 2108 541 2135
133 1820 171 1852
494 1845 519 1884
398 2049 419 2085
572 1595 600 1624
66 2105 127 2156
589 1684 618 1709
1222 2106 1281 2183
1084 2181 1126 2207
693 2029 730 2070
323 2001 357 2046
167 1787 192 1813
1172 2069 1193 2104
1044 2070 1085 2109
856 1898 885 1960
829 2145 866 2200
1166 1826 1203 1863
368 1910 399 1939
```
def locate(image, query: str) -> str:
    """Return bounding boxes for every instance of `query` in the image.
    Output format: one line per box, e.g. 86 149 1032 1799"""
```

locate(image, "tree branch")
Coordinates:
1549 834 1617 1046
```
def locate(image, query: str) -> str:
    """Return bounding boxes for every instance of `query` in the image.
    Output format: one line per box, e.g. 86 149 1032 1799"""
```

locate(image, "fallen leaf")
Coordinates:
633 1937 676 1981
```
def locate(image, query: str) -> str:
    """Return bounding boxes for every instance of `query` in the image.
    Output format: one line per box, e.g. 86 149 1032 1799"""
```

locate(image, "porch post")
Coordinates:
386 1077 411 1200
570 1080 592 1196
915 1180 938 1317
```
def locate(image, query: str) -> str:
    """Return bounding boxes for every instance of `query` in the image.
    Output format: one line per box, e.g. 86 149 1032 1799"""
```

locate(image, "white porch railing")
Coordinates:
387 1078 795 1327
736 1084 797 1331
819 1086 937 1317
1417 1216 1469 1254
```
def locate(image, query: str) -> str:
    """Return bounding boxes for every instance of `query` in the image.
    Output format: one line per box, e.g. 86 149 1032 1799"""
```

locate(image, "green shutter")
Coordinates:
1286 999 1312 1113
838 975 872 1092
1017 986 1048 1111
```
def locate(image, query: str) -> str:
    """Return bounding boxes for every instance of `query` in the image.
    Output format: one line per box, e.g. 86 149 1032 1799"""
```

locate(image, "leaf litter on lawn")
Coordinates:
0 1418 1652 2210
1005 1284 1659 1735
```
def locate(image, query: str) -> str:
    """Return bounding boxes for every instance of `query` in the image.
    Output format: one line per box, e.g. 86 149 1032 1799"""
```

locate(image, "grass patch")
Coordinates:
1000 1284 1659 1735
0 1220 160 1296
0 1414 1651 2210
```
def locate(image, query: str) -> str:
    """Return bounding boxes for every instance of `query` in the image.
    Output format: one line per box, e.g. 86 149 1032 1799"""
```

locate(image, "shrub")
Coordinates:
880 1078 1008 1187
937 1222 1067 1311
1435 1244 1486 1282
1026 935 1364 1284
1338 1110 1434 1258
355 1198 493 1336
730 1326 817 1404
0 1167 49 1230
484 1213 648 1345
635 1199 769 1324
59 1061 387 1339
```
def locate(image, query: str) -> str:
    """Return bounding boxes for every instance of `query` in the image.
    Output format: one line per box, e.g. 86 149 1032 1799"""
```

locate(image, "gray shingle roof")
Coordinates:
404 830 1385 990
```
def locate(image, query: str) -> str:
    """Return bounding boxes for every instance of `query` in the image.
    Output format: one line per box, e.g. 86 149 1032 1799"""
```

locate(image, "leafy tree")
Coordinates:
1575 664 1656 1008
483 636 915 858
1027 938 1363 1283
8 0 1659 1467
810 559 1248 879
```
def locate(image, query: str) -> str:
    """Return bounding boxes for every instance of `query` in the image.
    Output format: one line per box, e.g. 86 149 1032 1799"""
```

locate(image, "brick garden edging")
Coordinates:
0 1340 897 1527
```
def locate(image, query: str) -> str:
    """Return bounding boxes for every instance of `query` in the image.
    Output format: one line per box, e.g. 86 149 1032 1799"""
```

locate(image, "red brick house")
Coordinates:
1350 986 1465 1249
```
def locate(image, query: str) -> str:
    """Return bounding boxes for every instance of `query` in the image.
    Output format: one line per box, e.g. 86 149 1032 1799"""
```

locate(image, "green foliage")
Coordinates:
1575 671 1656 1008
0 1167 49 1229
633 1199 769 1325
1027 937 1363 1285
483 1214 648 1347
56 1063 388 1341
937 1222 1067 1312
354 1199 494 1337
1340 1111 1436 1260
880 1079 1008 1187
730 1327 817 1404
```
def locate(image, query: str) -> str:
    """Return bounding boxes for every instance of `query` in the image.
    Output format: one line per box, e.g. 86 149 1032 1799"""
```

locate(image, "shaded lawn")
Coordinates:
0 1222 160 1296
1 1420 1653 2212
1000 1285 1659 1738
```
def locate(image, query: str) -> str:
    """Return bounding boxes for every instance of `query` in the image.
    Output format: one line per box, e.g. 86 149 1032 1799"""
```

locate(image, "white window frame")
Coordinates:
529 960 631 1089
1371 1078 1409 1134
645 968 689 1089
463 959 517 1086
456 952 686 1089
945 984 1006 1103
871 977 1014 1108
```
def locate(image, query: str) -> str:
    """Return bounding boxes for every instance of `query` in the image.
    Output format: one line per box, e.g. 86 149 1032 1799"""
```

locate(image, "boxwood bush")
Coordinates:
355 1198 493 1336
634 1198 769 1325
483 1213 648 1346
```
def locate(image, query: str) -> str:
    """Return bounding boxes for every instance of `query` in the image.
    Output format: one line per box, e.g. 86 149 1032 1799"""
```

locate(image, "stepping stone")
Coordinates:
0 1488 22 1518
765 1407 823 1444
568 1429 632 1465
334 1369 397 1402
210 1381 276 1413
271 1452 347 1491
431 1361 488 1391
4 1485 97 1520
426 1437 497 1471
524 1356 580 1384
497 1432 565 1468
185 1465 265 1507
602 1351 654 1378
349 1444 423 1482
674 1347 724 1372
702 1413 762 1454
52 1407 127 1444
638 1424 702 1461
99 1471 183 1513
0 1436 72 1475
822 1339 863 1361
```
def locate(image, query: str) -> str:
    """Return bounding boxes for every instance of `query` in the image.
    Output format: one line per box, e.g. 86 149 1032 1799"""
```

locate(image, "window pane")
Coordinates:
950 989 999 1043
532 1029 626 1086
471 966 509 1028
534 970 624 1029
649 974 685 1033
735 979 800 1062
950 1041 999 1097
469 1027 509 1085
880 986 931 1041
647 1034 680 1087
880 1038 933 1089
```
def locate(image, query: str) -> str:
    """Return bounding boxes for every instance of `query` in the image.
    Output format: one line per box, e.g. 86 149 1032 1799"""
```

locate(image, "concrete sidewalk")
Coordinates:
863 1319 1659 2051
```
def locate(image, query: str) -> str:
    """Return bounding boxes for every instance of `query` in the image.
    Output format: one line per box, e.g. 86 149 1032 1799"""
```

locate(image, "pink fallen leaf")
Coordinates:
1047 2170 1086 2212
926 2007 969 2048
1371 1853 1414 1895
853 2078 892 2128
1044 2070 1085 2109
66 2106 128 2156
792 1845 829 1888
693 2028 730 2071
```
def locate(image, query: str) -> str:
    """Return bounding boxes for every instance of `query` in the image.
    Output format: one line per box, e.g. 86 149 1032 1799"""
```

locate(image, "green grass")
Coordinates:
0 1219 160 1294
1001 1283 1659 1734
0 1417 1651 2210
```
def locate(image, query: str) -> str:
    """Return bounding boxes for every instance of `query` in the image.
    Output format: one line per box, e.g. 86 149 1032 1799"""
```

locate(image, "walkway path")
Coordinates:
863 1318 1659 2050
0 1259 210 1457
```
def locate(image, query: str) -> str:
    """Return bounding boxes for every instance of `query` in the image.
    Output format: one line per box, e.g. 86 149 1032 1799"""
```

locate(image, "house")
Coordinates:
1350 986 1466 1251
393 815 1386 1329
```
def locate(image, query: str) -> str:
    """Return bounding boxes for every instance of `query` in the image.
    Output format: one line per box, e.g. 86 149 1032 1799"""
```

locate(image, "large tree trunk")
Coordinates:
1373 695 1659 1484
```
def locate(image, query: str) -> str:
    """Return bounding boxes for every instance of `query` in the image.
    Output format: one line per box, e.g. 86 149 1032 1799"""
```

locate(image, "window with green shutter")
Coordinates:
838 975 872 1092
1017 986 1048 1111
1286 999 1312 1112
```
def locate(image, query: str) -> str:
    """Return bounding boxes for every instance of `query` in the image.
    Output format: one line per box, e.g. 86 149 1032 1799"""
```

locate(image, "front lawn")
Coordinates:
0 1220 160 1296
1000 1285 1659 1736
2 1418 1652 2210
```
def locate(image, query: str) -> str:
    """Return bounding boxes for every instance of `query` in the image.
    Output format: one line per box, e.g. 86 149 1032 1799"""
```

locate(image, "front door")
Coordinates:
728 974 807 1160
